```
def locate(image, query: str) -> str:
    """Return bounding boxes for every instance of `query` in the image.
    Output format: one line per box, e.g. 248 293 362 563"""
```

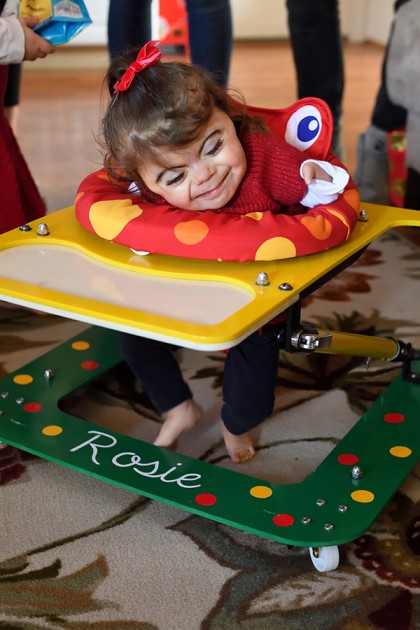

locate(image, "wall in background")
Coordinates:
74 0 395 46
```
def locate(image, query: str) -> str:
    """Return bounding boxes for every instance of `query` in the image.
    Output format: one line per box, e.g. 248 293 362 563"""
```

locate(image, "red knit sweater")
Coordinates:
222 132 308 214
140 131 308 215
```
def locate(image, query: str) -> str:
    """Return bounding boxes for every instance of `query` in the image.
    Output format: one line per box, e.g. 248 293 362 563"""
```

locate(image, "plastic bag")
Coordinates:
19 0 92 46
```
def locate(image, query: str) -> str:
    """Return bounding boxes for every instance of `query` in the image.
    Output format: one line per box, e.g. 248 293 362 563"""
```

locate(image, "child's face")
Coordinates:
139 109 247 211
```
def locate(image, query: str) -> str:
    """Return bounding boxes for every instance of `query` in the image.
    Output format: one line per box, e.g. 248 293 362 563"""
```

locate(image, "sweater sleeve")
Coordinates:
240 132 308 207
0 2 25 64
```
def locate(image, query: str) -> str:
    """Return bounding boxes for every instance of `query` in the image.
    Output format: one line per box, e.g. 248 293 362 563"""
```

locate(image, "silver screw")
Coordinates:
16 398 24 405
359 209 369 222
19 224 32 232
338 505 348 513
302 516 312 524
279 282 293 291
316 498 326 507
0 392 9 399
324 523 334 531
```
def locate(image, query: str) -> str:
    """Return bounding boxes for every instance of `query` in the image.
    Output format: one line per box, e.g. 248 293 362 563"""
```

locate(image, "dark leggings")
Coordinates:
120 330 280 436
107 0 232 87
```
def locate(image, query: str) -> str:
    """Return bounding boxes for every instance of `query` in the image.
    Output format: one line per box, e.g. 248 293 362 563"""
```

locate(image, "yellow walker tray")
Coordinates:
1 203 419 573
0 203 419 350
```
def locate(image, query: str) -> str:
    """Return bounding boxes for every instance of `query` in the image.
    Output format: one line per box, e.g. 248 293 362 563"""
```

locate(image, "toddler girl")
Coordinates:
101 42 349 463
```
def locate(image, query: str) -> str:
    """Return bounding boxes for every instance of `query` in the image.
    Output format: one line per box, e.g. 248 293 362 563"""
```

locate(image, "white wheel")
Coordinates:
309 546 340 572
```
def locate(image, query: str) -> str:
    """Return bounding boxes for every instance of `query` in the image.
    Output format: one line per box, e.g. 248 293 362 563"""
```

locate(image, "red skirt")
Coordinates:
0 65 46 234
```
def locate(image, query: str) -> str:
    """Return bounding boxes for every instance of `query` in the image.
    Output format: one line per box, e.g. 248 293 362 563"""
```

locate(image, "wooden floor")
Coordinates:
18 40 387 213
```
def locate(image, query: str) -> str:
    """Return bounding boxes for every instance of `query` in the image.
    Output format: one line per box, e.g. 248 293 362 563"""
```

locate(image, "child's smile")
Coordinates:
139 109 247 211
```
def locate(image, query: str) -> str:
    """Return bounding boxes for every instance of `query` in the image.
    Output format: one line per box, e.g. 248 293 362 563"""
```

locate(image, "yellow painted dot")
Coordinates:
301 215 332 240
42 425 63 436
250 485 273 499
173 220 209 245
390 446 412 458
72 341 90 351
89 199 143 240
255 237 296 261
13 374 33 385
351 490 375 503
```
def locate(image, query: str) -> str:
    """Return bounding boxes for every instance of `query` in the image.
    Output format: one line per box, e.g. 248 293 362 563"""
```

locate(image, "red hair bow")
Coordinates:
113 40 163 94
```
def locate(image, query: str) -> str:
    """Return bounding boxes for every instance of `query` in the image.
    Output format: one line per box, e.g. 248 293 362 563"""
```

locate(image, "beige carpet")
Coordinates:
1 231 419 629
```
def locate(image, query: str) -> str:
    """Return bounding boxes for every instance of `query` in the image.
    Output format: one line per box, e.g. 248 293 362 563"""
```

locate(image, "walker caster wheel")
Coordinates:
309 545 340 572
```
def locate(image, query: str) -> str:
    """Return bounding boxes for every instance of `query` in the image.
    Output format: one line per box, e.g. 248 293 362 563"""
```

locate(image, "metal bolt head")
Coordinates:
302 516 312 525
324 523 334 532
43 369 54 381
279 282 293 291
37 222 49 236
351 465 363 479
0 392 9 399
16 397 24 405
316 498 326 507
19 224 32 232
338 505 348 513
256 271 270 286
359 209 369 222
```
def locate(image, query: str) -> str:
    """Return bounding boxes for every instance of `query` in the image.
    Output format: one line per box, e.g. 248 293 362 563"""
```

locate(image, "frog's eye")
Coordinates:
285 105 322 151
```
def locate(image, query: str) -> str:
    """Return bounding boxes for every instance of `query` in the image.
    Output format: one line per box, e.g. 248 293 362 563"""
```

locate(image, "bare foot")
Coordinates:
221 424 255 463
154 399 203 447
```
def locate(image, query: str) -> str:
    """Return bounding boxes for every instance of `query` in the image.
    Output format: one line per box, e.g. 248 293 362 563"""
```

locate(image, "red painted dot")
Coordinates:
272 513 294 527
23 402 42 413
195 493 217 506
384 413 405 423
338 453 360 465
81 361 99 371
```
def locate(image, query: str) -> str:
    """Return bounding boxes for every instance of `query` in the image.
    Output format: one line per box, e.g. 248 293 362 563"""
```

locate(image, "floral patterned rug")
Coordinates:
1 231 419 630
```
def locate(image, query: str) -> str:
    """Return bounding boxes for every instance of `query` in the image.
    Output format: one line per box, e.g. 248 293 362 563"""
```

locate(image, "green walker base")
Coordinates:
1 326 419 553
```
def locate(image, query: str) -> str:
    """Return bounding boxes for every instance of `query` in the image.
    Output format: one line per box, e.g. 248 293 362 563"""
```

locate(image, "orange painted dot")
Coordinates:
390 446 412 458
301 215 332 240
255 237 296 261
173 220 209 245
23 402 42 413
250 485 273 499
81 361 99 371
72 341 90 351
195 493 217 506
384 413 405 423
343 188 361 212
351 490 374 503
273 513 294 527
13 374 33 385
42 425 63 436
243 212 263 221
338 453 360 465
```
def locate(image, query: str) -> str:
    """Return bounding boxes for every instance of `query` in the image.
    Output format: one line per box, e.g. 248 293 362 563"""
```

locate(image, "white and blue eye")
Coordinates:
285 105 322 151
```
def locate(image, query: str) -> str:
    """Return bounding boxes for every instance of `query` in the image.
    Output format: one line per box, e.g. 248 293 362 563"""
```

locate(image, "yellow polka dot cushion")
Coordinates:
75 98 360 262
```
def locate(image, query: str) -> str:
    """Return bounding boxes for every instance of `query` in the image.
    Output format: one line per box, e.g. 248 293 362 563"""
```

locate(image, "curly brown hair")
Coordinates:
100 47 265 187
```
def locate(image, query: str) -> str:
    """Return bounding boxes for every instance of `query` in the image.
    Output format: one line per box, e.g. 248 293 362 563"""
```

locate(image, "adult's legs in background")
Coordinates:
185 0 233 88
108 0 232 87
108 0 152 59
286 0 344 158
354 0 409 204
3 63 21 135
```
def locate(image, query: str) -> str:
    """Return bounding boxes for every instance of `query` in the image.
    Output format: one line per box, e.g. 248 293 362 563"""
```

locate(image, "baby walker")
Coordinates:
1 99 419 572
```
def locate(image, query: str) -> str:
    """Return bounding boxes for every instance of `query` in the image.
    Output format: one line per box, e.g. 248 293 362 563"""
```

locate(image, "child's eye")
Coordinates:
166 172 184 186
205 138 223 156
